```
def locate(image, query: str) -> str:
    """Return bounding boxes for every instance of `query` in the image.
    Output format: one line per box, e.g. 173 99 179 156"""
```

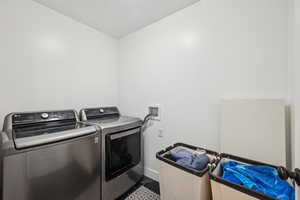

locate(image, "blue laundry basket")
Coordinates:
209 153 295 200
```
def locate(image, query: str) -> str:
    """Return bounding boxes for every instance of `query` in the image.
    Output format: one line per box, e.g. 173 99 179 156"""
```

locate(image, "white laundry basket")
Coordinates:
156 143 218 200
209 153 295 200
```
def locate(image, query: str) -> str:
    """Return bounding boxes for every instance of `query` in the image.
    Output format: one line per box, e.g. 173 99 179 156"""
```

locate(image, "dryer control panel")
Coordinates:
82 107 120 120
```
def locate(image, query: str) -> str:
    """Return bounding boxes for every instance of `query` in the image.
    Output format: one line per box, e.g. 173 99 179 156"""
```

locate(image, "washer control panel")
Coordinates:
12 110 77 125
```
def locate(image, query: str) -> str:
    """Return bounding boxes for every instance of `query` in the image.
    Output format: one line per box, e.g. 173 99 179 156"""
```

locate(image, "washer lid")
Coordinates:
13 122 91 139
3 110 97 150
14 125 97 149
87 116 142 130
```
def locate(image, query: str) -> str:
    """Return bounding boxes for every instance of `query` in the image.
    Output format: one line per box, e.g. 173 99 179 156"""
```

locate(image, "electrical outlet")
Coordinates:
148 105 160 121
158 128 163 138
149 106 159 117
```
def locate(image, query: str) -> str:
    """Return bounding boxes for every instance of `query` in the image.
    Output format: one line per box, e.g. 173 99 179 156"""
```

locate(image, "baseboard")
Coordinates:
144 167 159 182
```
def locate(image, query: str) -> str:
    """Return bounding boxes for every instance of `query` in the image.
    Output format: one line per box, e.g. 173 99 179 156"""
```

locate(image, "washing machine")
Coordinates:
1 110 101 200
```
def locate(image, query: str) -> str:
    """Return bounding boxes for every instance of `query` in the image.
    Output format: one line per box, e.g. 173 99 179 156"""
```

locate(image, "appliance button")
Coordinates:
99 109 105 113
41 113 49 119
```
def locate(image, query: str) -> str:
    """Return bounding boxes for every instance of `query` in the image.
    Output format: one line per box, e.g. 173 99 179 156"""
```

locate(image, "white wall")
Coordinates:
119 0 288 180
0 0 119 128
289 0 300 197
0 0 292 187
295 1 300 195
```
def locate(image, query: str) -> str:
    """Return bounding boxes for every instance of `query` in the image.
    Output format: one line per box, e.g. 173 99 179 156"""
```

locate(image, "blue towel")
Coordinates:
221 161 295 200
169 148 192 160
192 154 210 170
176 157 193 168
169 148 209 171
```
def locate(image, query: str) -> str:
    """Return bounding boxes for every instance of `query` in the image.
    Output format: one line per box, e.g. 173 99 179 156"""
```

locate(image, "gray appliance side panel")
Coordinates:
3 153 28 200
3 134 101 200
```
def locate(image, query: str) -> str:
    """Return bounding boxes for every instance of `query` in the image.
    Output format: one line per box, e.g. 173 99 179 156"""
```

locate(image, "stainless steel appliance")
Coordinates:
1 110 101 200
80 107 143 200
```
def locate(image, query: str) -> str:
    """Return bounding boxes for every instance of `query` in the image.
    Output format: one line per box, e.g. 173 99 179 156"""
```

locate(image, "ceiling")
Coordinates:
33 0 200 38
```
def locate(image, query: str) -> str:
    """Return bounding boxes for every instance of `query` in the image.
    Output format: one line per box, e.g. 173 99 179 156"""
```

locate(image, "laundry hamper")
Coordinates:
156 143 218 200
209 153 295 200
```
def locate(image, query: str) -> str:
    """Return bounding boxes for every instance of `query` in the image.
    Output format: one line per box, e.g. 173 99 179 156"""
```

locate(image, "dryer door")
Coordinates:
105 128 141 181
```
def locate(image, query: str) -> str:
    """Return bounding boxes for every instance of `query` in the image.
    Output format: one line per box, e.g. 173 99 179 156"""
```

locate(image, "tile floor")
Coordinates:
118 176 160 200
124 186 160 200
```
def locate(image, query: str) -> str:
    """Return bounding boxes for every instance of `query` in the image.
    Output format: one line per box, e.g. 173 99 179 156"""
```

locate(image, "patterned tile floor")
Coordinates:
124 186 160 200
118 176 160 200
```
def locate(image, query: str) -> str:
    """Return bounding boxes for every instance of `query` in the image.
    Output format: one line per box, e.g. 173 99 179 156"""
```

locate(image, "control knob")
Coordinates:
41 113 49 119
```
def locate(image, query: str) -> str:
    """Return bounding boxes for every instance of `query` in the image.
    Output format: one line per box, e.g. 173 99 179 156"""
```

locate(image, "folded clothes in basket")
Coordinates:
169 148 209 171
221 161 295 200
